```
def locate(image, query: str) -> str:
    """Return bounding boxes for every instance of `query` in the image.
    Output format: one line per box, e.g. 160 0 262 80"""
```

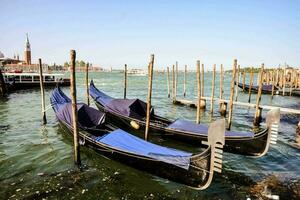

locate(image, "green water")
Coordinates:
0 72 300 200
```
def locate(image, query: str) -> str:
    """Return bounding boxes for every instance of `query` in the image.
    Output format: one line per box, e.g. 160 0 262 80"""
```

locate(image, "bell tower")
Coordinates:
24 33 31 65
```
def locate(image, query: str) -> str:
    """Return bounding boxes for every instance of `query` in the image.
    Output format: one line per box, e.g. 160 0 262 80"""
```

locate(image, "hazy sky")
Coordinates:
1 0 299 69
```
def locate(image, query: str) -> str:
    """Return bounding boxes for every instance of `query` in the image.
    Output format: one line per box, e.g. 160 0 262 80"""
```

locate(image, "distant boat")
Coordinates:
237 82 300 97
50 87 225 190
127 69 148 76
3 72 70 90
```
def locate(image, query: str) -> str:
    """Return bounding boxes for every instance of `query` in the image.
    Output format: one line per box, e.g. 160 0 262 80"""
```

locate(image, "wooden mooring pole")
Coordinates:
175 62 178 100
172 65 175 101
254 63 264 126
242 69 246 91
219 64 226 116
70 50 81 165
200 63 206 109
145 54 155 140
227 59 237 130
210 64 216 113
248 67 254 103
0 67 6 96
283 67 286 96
85 62 90 106
38 58 47 125
183 65 187 97
219 64 224 101
196 60 201 124
235 65 240 101
271 70 275 98
124 64 127 99
167 67 170 98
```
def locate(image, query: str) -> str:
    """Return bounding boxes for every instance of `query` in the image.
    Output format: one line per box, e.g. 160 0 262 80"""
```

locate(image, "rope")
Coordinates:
42 103 55 113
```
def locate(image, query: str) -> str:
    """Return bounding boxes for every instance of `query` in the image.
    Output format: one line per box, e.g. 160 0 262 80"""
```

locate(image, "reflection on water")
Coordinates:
0 72 300 199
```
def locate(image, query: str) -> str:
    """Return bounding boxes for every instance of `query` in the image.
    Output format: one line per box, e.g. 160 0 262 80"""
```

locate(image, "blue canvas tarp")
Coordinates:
50 87 71 112
167 119 254 137
96 129 192 169
51 88 105 129
89 80 114 105
90 80 154 119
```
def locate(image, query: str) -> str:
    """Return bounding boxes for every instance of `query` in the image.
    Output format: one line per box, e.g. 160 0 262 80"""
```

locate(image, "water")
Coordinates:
0 71 300 200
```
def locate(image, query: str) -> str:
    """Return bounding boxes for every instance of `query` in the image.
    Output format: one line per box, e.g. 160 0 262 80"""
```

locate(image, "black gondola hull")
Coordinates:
58 120 212 189
94 101 268 156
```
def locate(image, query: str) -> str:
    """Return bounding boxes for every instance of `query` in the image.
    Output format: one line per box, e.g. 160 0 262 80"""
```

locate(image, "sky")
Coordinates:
1 0 300 70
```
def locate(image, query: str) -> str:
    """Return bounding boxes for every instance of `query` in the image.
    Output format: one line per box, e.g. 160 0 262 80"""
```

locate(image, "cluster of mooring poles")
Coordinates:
168 60 300 130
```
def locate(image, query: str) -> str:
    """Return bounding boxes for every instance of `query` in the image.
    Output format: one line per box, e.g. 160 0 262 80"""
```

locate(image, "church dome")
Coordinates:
0 51 4 58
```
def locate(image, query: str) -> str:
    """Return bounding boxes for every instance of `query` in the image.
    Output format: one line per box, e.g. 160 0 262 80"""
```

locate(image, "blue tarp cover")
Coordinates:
167 119 254 137
90 81 114 105
96 129 192 169
90 80 154 119
51 88 105 129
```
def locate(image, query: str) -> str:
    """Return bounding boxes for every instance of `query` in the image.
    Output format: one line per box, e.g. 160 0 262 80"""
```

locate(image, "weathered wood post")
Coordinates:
235 65 240 101
283 67 286 96
271 70 275 98
254 63 264 126
0 67 6 96
210 64 216 113
219 64 226 116
200 63 206 109
219 64 224 101
145 54 155 140
124 64 127 99
70 50 80 165
183 65 187 97
167 67 170 98
38 58 47 125
196 60 201 124
248 67 254 103
242 69 246 92
228 59 237 130
85 62 90 106
175 61 178 100
172 65 175 101
275 69 279 87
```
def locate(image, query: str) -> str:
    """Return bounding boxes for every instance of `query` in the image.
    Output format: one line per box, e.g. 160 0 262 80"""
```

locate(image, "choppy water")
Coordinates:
0 71 300 200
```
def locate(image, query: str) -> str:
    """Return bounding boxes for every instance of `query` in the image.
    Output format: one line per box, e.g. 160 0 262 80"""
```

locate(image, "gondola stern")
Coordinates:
256 108 280 157
197 119 225 190
266 108 280 145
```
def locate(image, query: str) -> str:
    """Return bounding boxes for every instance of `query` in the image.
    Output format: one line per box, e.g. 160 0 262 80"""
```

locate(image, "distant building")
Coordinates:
24 33 31 65
0 34 39 72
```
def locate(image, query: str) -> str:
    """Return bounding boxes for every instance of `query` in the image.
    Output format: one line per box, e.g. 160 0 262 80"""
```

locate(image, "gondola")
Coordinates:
50 87 225 190
89 81 280 157
237 82 300 96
